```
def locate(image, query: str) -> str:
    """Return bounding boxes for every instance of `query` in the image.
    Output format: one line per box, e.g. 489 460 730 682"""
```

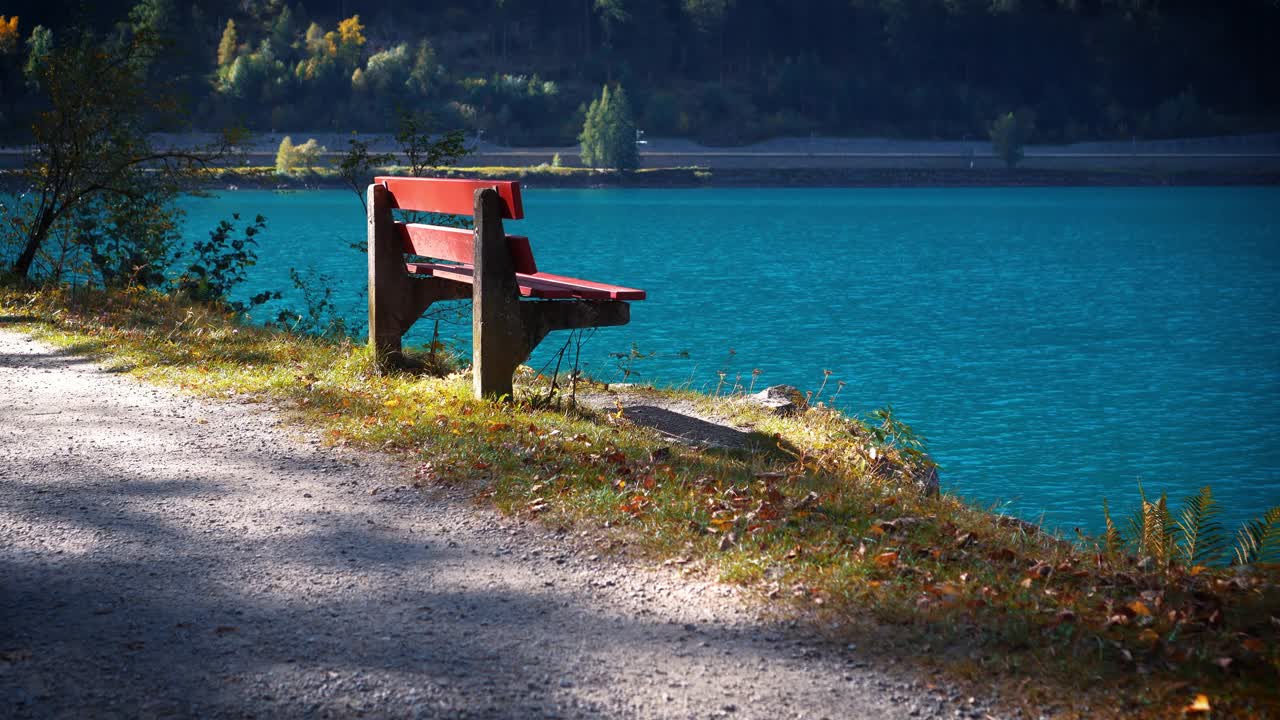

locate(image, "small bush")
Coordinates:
275 136 327 175
990 112 1026 168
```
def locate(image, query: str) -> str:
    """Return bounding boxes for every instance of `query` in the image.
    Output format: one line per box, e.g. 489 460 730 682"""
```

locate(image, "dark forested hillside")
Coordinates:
1 0 1277 145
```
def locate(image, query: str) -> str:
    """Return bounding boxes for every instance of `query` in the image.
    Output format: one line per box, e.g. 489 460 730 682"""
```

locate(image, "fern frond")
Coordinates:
1102 498 1125 554
1146 493 1171 564
1175 486 1227 567
1126 507 1145 556
1126 482 1147 556
1234 506 1280 565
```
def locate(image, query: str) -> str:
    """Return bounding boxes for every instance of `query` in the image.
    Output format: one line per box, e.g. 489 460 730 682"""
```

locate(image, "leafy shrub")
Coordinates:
173 213 278 312
275 136 327 175
273 267 349 338
362 43 411 94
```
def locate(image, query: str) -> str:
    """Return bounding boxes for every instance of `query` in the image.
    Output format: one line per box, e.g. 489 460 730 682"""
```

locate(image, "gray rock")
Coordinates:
913 457 941 497
750 385 808 416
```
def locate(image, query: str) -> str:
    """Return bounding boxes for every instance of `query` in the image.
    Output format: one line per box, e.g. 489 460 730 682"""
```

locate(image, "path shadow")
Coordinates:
0 447 917 720
0 350 99 370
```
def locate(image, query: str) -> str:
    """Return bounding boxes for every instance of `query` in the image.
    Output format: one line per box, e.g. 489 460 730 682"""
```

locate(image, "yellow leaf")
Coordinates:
1128 600 1152 617
709 515 735 532
384 399 399 408
1185 694 1210 713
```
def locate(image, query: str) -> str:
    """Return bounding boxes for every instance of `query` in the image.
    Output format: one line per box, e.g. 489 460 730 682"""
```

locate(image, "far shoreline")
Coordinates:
193 166 1280 192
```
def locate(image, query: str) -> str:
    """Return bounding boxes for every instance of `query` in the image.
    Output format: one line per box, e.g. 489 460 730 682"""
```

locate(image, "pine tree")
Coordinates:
578 85 609 168
579 84 639 171
990 112 1025 169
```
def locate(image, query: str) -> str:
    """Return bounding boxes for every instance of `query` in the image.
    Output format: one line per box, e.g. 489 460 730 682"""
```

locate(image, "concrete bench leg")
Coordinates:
367 183 469 369
471 188 629 400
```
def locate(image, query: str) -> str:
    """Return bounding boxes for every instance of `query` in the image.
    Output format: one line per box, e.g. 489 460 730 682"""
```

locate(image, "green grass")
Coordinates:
2 283 1277 720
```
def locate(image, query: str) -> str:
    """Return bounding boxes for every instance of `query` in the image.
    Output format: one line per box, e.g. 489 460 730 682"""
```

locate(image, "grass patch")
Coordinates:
1 283 1276 719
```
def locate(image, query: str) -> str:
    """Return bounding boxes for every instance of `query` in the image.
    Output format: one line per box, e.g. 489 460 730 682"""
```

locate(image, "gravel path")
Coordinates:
0 330 987 719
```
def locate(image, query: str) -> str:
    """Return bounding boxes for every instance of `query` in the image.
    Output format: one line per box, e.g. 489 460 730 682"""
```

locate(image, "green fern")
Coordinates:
1233 506 1280 565
1173 486 1227 567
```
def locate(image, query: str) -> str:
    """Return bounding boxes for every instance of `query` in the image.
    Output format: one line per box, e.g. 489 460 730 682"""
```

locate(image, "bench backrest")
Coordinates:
373 176 536 274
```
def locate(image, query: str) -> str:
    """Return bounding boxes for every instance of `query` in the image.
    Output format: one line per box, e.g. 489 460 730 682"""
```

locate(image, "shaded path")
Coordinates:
0 330 966 719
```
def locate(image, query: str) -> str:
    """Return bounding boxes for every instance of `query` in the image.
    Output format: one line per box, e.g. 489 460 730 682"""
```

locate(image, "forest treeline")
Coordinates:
1 0 1277 146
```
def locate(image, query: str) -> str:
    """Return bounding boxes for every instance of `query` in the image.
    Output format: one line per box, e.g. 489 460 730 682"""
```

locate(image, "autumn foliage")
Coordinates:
0 16 18 54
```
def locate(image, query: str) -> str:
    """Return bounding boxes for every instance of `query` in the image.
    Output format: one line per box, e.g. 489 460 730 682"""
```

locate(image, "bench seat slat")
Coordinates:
407 263 589 299
523 272 647 301
376 177 524 219
397 223 537 274
406 262 643 301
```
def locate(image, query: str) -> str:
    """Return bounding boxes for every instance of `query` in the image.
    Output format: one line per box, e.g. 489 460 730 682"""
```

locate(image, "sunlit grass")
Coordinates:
2 283 1276 719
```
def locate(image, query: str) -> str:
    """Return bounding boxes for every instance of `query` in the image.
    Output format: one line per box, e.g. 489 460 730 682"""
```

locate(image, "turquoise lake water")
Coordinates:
179 187 1280 534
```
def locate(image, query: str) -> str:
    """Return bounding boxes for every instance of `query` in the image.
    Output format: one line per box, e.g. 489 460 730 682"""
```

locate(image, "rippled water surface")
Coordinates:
181 186 1280 533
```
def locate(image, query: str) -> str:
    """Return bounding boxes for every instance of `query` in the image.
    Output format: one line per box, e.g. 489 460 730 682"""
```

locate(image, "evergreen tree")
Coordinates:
23 25 52 82
270 5 296 58
990 112 1025 169
579 84 638 170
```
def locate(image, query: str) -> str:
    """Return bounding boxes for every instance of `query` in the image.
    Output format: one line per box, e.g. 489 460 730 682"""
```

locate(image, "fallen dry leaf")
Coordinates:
1185 694 1211 713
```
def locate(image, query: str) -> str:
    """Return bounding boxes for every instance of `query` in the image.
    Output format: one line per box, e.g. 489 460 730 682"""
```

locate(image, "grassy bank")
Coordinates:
2 284 1276 719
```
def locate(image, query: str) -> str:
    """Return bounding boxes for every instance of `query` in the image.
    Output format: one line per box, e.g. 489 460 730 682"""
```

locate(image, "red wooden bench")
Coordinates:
366 176 645 399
